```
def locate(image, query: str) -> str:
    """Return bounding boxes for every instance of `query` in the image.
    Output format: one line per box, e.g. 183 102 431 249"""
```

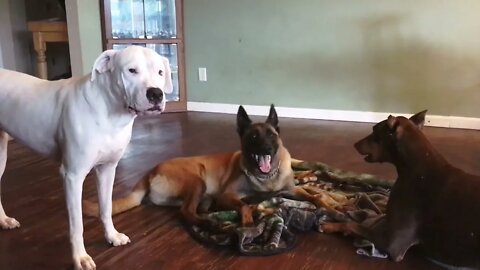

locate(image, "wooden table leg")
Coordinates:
32 32 48 80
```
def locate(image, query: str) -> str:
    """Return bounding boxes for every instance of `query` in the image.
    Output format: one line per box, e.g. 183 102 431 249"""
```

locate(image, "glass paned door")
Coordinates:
148 44 179 101
112 43 179 102
144 0 177 39
110 0 177 39
103 0 185 112
110 0 145 39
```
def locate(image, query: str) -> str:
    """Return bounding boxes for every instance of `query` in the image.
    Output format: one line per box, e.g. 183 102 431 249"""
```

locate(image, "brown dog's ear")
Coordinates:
387 115 405 140
237 105 252 136
387 115 397 130
409 110 427 129
265 104 279 133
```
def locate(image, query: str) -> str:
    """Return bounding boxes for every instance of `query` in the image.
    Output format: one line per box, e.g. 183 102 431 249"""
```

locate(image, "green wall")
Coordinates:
77 0 103 75
184 0 480 117
67 0 102 75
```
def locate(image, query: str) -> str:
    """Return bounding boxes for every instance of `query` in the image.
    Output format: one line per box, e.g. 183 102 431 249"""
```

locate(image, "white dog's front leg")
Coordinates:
61 167 96 270
95 163 130 246
0 131 20 230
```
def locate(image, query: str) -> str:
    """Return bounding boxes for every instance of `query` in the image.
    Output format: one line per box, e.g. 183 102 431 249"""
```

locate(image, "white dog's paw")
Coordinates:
0 216 20 229
107 232 131 246
73 254 96 270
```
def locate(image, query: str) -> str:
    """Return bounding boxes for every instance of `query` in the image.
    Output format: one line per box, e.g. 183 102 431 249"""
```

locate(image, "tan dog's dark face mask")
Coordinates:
237 104 282 177
354 110 427 163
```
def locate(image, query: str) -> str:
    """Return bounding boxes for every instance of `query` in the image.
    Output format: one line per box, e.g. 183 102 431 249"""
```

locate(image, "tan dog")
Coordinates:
84 105 336 226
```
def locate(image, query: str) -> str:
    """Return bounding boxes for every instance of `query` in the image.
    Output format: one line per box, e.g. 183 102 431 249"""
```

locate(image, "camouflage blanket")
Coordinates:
188 160 392 256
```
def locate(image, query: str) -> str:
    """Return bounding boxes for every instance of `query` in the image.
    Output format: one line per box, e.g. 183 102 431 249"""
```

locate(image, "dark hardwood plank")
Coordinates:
2 111 479 269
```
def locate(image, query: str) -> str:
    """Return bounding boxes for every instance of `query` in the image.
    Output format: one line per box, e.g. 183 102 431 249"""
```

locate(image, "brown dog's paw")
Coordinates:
391 253 406 262
331 210 348 222
388 247 408 262
318 222 340 233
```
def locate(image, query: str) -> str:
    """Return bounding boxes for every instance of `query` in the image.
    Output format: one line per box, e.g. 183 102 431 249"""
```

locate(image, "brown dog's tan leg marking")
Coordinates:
386 233 419 262
216 193 253 226
322 218 417 262
321 222 371 238
383 219 419 262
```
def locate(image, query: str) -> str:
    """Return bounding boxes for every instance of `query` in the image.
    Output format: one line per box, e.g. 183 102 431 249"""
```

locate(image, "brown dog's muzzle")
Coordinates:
354 135 376 162
354 136 370 155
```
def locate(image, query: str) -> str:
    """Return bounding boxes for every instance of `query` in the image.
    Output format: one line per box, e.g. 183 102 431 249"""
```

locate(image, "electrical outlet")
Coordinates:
198 67 207 82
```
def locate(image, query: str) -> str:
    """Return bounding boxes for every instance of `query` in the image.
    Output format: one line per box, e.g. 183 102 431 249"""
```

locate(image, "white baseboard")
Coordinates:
187 102 480 130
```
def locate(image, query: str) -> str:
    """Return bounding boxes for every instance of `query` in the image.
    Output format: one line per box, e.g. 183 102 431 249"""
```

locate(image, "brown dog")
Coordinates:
84 105 336 226
322 110 480 268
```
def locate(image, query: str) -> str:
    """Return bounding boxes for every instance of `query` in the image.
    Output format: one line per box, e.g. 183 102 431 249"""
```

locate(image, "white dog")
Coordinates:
0 45 172 269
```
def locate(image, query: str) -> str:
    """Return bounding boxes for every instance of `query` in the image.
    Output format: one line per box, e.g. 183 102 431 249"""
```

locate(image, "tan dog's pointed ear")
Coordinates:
266 104 279 133
161 56 173 94
237 105 252 136
409 110 427 129
91 49 117 81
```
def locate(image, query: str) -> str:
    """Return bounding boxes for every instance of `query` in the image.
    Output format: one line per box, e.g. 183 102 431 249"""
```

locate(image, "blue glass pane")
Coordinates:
147 44 179 101
111 0 146 39
110 0 176 39
112 44 145 50
144 0 177 39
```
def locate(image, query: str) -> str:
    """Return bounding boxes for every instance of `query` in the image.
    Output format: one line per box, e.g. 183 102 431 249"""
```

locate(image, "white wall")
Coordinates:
0 0 15 69
0 0 32 73
65 0 102 76
0 31 4 68
9 0 32 73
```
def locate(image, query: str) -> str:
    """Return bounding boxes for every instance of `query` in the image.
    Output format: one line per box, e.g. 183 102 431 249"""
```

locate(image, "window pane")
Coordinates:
112 44 179 102
147 44 179 101
110 0 176 39
111 0 145 39
112 44 146 50
144 0 177 39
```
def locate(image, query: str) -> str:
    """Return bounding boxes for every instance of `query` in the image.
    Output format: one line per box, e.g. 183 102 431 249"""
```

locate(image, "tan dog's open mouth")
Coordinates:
252 154 272 173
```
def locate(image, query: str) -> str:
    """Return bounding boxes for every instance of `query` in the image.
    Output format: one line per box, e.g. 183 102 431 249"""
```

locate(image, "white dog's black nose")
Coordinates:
146 87 164 104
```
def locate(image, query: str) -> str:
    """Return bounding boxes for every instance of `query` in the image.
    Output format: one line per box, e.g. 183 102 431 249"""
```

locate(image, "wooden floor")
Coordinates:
2 112 480 270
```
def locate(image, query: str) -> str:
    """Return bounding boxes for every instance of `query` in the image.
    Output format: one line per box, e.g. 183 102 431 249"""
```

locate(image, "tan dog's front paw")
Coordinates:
73 254 96 270
240 205 254 226
241 215 254 227
107 232 131 246
0 216 20 229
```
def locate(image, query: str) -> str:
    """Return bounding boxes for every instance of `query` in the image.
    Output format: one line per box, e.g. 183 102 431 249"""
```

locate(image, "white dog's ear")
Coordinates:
162 57 173 94
91 49 117 81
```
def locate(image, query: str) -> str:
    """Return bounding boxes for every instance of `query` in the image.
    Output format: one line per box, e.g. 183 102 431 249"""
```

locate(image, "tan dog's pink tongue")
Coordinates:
258 155 271 173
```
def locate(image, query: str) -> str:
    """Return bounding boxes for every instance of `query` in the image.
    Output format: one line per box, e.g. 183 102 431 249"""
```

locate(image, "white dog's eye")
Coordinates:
128 68 137 74
158 70 163 76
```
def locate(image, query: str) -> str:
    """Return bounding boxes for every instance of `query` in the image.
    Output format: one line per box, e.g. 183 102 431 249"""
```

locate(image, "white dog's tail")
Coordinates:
83 174 150 217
